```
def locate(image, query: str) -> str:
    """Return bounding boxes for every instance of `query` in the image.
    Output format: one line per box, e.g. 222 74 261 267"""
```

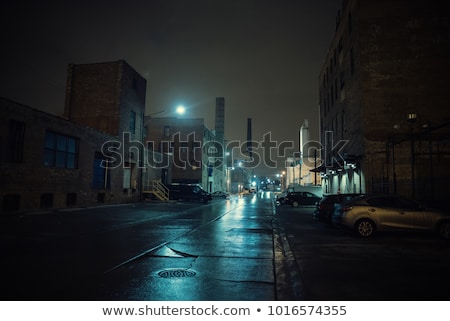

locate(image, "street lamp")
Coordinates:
176 105 186 115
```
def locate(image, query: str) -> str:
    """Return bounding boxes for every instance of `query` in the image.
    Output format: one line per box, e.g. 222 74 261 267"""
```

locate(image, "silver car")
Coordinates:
336 194 450 239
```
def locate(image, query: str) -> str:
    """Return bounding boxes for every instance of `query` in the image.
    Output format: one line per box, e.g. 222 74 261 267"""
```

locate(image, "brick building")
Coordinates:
144 116 224 193
0 98 129 213
317 0 450 205
1 60 149 214
64 60 146 200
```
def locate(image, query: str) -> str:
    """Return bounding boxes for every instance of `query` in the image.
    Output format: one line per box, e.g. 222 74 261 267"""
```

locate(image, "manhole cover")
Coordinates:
158 269 196 278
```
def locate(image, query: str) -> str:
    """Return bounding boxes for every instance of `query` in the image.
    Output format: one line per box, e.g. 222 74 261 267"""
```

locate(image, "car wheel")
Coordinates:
292 201 299 207
355 219 376 237
437 221 450 240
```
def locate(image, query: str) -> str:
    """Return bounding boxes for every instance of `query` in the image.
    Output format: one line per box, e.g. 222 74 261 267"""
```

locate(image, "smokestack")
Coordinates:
215 97 225 146
247 118 252 158
300 119 310 158
215 97 225 163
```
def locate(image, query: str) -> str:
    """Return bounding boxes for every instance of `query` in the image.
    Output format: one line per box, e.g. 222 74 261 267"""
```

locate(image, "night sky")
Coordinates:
1 0 342 176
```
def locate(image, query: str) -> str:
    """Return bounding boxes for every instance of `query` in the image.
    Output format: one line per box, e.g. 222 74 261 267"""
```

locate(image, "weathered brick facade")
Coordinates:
1 60 149 214
144 116 224 192
0 98 133 214
64 60 146 201
64 60 146 138
318 0 450 205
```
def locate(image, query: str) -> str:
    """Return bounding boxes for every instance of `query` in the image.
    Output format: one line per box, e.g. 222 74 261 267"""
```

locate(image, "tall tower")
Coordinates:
215 97 226 190
300 119 310 158
247 118 252 158
215 97 225 149
64 60 146 138
63 60 147 197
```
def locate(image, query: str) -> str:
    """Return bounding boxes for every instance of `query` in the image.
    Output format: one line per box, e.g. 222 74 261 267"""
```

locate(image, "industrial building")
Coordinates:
316 0 450 207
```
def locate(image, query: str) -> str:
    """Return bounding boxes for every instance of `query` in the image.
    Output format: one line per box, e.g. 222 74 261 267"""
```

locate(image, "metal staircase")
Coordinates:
143 179 169 201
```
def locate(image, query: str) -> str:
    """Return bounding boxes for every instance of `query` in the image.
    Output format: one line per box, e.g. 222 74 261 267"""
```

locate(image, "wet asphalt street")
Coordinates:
277 203 450 301
1 193 277 300
1 192 449 301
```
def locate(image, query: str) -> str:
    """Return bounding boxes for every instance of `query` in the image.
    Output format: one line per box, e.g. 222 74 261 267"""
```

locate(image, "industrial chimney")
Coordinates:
247 118 252 158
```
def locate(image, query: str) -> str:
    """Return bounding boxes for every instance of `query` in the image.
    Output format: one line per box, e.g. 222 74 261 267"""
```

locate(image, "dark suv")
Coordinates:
313 193 363 223
168 184 212 203
284 191 321 207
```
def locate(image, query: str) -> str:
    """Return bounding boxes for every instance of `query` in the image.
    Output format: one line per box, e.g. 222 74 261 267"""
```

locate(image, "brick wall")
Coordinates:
1 98 138 214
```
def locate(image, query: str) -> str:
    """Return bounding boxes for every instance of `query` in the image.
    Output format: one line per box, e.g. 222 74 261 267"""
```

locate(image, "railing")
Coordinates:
143 179 169 201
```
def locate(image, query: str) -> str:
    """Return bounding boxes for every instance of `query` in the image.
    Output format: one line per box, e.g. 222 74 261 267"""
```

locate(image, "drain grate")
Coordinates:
158 269 196 278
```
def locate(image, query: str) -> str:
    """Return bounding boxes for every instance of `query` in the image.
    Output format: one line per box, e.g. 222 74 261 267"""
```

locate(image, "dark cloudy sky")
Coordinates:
1 0 342 176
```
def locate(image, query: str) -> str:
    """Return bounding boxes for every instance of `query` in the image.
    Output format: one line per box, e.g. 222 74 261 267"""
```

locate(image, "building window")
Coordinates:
97 193 106 203
330 85 334 106
43 131 79 168
180 142 188 156
40 193 54 208
163 126 170 137
130 111 136 134
335 78 338 101
340 72 345 89
93 153 110 189
190 140 198 153
338 37 343 53
2 194 21 213
7 119 25 163
66 193 77 206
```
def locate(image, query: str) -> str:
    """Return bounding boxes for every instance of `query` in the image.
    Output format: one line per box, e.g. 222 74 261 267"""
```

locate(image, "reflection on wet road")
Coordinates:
1 193 280 300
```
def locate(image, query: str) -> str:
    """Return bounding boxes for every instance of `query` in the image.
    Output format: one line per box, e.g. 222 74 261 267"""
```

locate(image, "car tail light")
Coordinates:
342 206 353 212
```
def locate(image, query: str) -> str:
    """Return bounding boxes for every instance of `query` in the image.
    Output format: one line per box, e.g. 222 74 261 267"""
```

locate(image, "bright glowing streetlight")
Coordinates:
176 105 186 115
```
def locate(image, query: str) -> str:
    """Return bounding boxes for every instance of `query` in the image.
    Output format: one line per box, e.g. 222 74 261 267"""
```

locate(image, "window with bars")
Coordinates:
43 131 79 168
7 119 25 163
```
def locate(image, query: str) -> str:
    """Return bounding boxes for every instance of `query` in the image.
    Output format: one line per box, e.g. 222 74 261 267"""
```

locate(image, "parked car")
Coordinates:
275 191 288 206
333 194 450 239
284 191 322 207
276 186 323 206
167 184 212 203
313 193 364 223
211 191 230 199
